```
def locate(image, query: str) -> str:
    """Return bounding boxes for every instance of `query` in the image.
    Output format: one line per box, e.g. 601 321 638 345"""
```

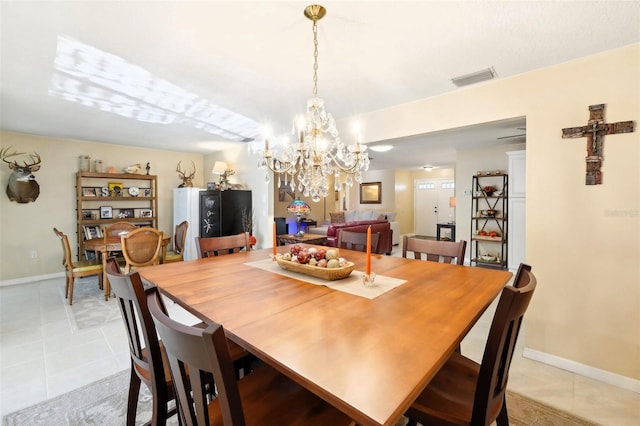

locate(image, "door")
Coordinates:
414 179 454 237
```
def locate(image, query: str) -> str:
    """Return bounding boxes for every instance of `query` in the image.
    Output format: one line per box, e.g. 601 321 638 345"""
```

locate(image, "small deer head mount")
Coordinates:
1 147 41 203
176 160 196 188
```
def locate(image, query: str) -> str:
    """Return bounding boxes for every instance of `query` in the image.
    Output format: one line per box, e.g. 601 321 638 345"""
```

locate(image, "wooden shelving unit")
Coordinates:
76 172 158 260
470 173 508 269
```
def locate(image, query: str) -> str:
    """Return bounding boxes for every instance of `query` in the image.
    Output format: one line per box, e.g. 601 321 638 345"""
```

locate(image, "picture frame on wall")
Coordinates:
100 206 113 219
360 181 382 204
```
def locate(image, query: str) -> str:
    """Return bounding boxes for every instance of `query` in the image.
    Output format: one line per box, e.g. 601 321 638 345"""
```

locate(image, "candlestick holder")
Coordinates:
361 272 376 288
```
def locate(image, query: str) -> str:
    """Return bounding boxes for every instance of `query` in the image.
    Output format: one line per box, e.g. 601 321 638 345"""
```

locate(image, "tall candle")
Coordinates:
272 222 277 256
366 226 371 275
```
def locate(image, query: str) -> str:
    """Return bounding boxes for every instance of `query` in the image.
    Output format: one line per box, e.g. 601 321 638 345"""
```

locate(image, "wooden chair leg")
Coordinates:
68 276 75 305
497 396 509 426
126 368 141 426
64 275 70 299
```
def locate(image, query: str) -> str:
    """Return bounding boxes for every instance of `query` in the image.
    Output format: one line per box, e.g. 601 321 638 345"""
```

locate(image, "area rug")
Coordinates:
3 369 601 426
60 278 121 332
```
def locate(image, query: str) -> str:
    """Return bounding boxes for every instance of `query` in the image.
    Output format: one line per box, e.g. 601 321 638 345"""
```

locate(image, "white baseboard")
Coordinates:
0 272 64 287
523 346 640 394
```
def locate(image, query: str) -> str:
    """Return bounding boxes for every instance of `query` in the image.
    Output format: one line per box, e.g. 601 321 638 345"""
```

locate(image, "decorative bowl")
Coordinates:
276 259 355 281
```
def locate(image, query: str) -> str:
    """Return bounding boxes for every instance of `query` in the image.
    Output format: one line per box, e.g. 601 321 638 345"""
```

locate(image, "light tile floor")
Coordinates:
1 256 639 424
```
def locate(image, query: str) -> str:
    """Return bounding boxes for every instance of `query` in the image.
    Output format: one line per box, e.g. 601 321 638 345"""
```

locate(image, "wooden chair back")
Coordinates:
53 227 102 305
196 232 251 258
121 227 163 272
147 286 245 425
105 258 174 425
104 221 137 238
402 236 467 265
337 230 380 253
164 220 189 263
173 220 188 254
473 264 536 424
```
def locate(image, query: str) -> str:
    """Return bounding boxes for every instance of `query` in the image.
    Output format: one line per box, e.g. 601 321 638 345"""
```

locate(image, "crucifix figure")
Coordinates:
562 104 634 185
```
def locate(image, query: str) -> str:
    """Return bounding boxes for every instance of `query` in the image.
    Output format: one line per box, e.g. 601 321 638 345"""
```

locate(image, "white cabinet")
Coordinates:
173 187 201 261
507 150 526 270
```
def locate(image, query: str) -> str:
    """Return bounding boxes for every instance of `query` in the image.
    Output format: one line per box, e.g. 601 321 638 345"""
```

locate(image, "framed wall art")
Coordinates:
360 182 382 204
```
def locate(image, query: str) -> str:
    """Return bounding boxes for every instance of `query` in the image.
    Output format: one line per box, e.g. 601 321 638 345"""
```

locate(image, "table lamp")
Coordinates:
287 198 311 237
449 196 457 224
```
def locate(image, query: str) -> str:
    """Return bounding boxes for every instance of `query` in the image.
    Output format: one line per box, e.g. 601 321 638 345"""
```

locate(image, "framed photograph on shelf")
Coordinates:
83 225 102 240
108 182 123 197
118 208 134 218
360 181 382 204
143 188 152 197
82 187 97 197
100 206 113 219
81 210 93 220
140 209 153 218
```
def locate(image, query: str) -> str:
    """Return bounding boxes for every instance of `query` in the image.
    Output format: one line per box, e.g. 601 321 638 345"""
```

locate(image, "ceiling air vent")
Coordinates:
451 67 497 87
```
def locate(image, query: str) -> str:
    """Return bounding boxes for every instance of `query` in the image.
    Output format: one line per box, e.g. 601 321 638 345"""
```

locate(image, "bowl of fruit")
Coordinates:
275 245 355 281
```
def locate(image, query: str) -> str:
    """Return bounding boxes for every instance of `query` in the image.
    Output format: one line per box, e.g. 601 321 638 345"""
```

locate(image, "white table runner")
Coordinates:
245 257 406 299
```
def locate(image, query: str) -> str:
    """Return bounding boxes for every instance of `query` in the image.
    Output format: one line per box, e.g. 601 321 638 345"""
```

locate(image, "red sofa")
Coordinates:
326 220 393 255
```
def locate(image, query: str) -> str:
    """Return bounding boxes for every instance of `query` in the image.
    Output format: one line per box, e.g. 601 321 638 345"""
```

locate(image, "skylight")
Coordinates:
48 36 261 142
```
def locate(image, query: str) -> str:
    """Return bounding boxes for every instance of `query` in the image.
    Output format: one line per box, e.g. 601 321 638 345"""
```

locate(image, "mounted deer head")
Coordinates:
1 147 41 203
176 160 196 188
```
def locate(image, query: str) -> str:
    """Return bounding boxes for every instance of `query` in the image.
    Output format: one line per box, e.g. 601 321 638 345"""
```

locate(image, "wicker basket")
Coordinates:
276 259 355 281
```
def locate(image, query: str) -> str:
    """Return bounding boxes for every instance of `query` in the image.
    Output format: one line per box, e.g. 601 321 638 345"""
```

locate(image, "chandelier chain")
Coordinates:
312 17 319 97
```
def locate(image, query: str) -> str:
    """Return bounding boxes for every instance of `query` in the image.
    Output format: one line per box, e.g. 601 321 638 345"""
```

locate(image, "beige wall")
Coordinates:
338 45 639 380
0 131 203 281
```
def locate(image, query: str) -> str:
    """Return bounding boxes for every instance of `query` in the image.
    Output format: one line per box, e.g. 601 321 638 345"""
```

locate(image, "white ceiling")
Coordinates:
1 1 639 170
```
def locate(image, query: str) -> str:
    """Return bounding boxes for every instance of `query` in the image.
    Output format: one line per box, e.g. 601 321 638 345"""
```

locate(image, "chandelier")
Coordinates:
258 4 369 203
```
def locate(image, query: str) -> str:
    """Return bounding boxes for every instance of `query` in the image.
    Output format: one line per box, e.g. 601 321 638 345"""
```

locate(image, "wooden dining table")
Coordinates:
138 246 512 426
85 234 170 300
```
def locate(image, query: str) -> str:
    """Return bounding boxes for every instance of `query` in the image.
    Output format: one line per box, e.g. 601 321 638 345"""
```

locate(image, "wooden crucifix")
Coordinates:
562 104 634 185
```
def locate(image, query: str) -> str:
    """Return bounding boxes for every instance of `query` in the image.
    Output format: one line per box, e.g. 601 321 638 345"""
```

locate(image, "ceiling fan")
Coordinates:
497 127 526 140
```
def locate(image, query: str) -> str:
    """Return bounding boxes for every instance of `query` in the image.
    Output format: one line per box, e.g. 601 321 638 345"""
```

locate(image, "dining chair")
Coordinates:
120 227 163 273
103 221 138 257
195 232 251 258
402 235 467 265
405 263 537 426
337 230 381 253
53 227 103 305
146 286 355 426
163 220 188 263
105 257 177 426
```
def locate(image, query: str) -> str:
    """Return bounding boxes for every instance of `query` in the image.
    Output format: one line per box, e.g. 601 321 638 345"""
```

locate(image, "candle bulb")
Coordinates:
272 222 277 257
366 226 371 275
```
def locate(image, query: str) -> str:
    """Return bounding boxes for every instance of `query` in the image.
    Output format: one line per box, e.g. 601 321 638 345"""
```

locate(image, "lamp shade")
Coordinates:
449 196 457 208
212 161 227 174
287 199 311 213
